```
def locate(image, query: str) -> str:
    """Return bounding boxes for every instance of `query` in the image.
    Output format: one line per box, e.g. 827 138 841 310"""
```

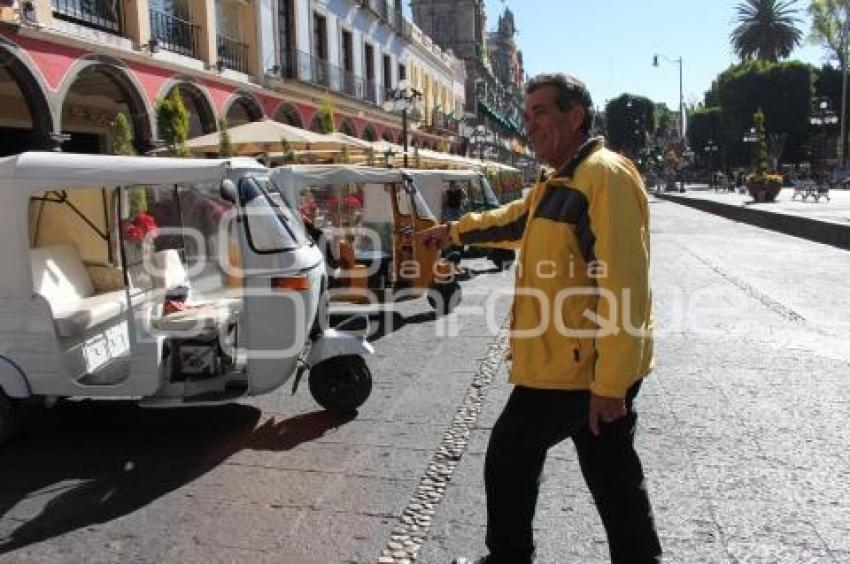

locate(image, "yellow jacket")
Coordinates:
450 138 653 398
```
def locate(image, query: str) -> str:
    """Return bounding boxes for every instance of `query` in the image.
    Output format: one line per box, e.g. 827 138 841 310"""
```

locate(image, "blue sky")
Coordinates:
468 0 831 111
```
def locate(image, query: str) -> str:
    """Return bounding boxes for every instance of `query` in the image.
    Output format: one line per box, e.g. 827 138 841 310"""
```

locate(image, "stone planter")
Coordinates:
747 182 781 203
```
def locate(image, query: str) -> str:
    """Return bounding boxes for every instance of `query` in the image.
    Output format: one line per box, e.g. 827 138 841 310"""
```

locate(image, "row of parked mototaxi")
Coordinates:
0 152 514 445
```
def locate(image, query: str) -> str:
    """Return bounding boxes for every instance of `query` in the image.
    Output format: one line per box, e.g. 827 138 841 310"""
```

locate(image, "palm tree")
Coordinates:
731 0 804 62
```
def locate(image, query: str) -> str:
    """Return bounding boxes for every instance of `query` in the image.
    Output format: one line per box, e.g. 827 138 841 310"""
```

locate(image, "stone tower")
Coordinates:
411 0 489 114
488 8 524 89
410 0 487 64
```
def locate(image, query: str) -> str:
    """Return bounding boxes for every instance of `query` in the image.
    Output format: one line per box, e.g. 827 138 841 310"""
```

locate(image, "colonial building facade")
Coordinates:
410 1 530 168
0 0 465 156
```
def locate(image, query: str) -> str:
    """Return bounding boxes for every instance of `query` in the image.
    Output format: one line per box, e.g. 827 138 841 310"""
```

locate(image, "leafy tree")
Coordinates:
809 0 850 164
653 103 677 144
604 94 656 158
688 107 724 165
716 60 814 165
731 0 804 62
218 117 233 158
704 79 722 108
111 112 146 215
754 109 770 172
156 89 191 157
280 138 295 164
315 95 336 134
111 112 135 156
808 0 850 68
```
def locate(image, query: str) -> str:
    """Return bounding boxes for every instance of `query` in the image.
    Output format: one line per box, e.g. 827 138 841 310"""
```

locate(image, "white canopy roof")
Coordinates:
270 164 440 222
404 169 482 182
0 152 231 194
0 152 237 298
270 164 406 191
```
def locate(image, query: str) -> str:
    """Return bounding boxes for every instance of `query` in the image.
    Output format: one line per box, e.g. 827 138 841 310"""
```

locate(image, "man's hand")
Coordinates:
588 393 627 436
417 223 451 250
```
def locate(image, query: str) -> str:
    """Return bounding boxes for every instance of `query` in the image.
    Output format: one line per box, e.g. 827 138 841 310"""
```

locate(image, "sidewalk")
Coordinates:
654 185 850 250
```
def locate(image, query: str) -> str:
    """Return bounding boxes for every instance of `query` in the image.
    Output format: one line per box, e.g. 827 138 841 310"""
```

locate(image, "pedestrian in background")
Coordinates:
419 73 661 564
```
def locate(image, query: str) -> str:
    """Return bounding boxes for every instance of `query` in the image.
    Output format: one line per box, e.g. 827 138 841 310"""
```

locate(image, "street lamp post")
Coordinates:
704 139 719 173
653 54 684 143
742 126 757 168
382 80 423 168
810 97 839 173
470 125 488 161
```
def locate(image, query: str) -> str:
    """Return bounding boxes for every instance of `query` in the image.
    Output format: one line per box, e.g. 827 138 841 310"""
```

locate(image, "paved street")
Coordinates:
3 197 850 563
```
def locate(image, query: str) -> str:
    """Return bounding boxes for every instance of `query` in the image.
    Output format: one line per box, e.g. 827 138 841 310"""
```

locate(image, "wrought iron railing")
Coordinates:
364 80 378 104
279 50 297 79
52 0 123 34
150 8 199 59
431 109 459 134
217 34 249 73
375 0 390 22
280 50 369 100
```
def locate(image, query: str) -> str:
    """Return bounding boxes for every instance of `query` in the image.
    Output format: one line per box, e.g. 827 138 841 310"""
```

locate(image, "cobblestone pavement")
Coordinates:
2 197 850 563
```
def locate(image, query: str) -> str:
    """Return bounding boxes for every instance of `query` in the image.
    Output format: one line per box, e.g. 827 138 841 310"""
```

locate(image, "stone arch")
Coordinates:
381 130 394 143
159 79 217 138
338 118 356 137
0 41 55 154
223 90 264 126
309 112 329 134
361 125 376 142
274 102 303 128
56 57 154 153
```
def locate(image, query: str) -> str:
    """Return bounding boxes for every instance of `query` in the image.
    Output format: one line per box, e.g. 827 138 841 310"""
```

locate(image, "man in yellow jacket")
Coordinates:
422 74 661 563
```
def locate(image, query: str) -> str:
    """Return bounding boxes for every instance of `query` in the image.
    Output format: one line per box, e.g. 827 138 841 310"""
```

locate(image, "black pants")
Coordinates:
484 381 661 563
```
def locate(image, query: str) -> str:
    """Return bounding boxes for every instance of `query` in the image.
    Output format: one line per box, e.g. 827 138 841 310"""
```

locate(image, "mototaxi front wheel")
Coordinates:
308 355 372 414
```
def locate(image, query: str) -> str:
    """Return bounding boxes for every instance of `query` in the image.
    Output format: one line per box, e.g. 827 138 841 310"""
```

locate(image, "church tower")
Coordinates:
410 0 487 64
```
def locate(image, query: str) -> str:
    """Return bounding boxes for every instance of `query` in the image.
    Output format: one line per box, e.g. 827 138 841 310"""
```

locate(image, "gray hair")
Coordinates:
526 73 594 135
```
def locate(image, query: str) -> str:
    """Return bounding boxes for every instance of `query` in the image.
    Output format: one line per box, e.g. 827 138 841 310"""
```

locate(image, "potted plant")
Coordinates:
746 110 782 203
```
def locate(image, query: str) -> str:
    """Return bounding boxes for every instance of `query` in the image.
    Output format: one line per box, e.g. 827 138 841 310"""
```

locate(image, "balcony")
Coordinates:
280 50 369 101
364 80 378 104
431 109 459 134
217 34 249 73
52 0 123 34
340 69 365 98
150 8 199 59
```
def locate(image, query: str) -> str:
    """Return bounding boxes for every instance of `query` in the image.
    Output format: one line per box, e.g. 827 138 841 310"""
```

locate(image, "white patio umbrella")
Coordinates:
330 132 375 149
173 119 359 155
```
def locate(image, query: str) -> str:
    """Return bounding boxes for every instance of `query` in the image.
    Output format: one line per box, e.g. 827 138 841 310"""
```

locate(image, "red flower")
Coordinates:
343 195 363 209
123 212 159 242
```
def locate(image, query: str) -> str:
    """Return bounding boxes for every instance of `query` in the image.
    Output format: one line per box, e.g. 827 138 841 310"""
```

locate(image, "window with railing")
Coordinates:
217 35 248 73
313 12 327 61
382 54 392 93
52 0 124 34
280 50 367 100
150 8 199 58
